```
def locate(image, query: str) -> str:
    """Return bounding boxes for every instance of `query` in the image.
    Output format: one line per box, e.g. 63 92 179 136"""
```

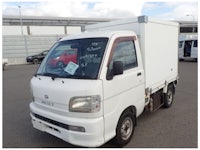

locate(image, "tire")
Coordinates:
163 84 174 108
179 58 184 61
113 110 135 147
3 63 6 70
33 59 39 64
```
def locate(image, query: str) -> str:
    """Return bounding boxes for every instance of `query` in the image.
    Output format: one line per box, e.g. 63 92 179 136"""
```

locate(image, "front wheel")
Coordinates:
113 110 135 147
33 59 39 64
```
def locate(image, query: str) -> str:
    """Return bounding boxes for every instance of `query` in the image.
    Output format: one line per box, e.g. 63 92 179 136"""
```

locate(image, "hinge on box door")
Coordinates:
163 81 168 93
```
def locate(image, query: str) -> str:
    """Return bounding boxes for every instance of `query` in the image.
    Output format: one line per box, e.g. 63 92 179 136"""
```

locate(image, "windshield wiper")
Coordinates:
34 73 93 80
34 72 62 80
42 72 61 80
64 75 93 79
34 73 43 77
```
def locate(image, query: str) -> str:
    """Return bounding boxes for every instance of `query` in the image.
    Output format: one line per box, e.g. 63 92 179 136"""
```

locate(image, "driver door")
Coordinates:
102 36 145 141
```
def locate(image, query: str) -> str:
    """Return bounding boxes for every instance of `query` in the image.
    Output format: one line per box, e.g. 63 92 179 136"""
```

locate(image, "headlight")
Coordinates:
69 95 101 113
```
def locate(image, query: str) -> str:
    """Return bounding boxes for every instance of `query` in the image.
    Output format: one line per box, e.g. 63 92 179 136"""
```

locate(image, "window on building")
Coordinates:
179 41 184 48
193 40 198 47
180 27 198 33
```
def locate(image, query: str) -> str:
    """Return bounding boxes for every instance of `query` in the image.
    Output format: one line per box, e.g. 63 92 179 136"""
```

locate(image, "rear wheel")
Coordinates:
33 59 39 64
113 110 135 147
179 58 184 61
163 84 174 108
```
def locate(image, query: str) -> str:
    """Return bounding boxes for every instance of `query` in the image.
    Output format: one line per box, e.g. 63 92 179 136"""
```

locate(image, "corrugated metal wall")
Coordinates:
3 35 65 64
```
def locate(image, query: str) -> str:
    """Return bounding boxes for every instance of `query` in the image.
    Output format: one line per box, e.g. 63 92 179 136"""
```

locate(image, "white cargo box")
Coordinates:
85 16 179 92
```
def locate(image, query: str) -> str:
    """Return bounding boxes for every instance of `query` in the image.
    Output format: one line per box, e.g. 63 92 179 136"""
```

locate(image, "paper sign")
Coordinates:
64 61 79 75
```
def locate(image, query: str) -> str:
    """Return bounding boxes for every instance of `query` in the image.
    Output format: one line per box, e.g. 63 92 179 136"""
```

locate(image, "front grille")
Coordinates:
32 113 69 130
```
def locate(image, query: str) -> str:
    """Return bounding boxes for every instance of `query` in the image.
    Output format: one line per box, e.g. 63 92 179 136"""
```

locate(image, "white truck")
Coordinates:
29 16 179 147
178 34 198 61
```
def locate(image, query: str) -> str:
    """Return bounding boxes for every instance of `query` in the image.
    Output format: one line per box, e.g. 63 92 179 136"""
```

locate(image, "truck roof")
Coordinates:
85 16 179 33
60 30 137 41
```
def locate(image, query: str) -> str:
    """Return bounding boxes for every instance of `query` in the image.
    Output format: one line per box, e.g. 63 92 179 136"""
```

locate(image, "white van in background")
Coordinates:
179 34 198 61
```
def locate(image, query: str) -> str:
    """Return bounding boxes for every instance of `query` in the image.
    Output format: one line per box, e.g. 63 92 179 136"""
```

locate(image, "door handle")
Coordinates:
137 72 142 76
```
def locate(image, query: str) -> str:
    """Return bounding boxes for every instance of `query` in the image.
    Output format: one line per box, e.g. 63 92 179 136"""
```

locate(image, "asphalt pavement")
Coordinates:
3 61 197 148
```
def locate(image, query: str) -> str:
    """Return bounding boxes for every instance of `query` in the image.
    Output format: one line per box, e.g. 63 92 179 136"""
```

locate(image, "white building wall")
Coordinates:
3 35 65 64
2 25 82 64
3 26 28 35
2 25 81 35
30 26 65 35
67 26 81 34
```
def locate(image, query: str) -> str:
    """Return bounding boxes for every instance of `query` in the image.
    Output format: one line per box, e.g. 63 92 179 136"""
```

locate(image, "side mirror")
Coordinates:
106 61 123 80
113 61 124 75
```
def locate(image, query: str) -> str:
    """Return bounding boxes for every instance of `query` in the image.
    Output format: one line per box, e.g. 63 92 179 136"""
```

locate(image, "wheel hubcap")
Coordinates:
121 117 133 140
33 59 38 64
167 90 173 104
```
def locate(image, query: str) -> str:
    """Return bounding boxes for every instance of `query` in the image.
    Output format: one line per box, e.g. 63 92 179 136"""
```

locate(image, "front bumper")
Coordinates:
29 102 105 147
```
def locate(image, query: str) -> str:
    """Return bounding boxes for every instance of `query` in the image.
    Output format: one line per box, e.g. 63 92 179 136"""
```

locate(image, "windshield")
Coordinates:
37 38 108 79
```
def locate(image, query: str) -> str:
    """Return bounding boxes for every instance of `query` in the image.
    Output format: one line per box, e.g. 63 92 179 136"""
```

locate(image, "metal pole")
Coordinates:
18 5 28 58
18 6 24 35
192 15 195 33
186 14 195 33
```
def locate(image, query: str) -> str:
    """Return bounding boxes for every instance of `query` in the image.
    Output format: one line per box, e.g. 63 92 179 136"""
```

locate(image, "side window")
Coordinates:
193 40 198 47
179 41 183 48
109 40 138 71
